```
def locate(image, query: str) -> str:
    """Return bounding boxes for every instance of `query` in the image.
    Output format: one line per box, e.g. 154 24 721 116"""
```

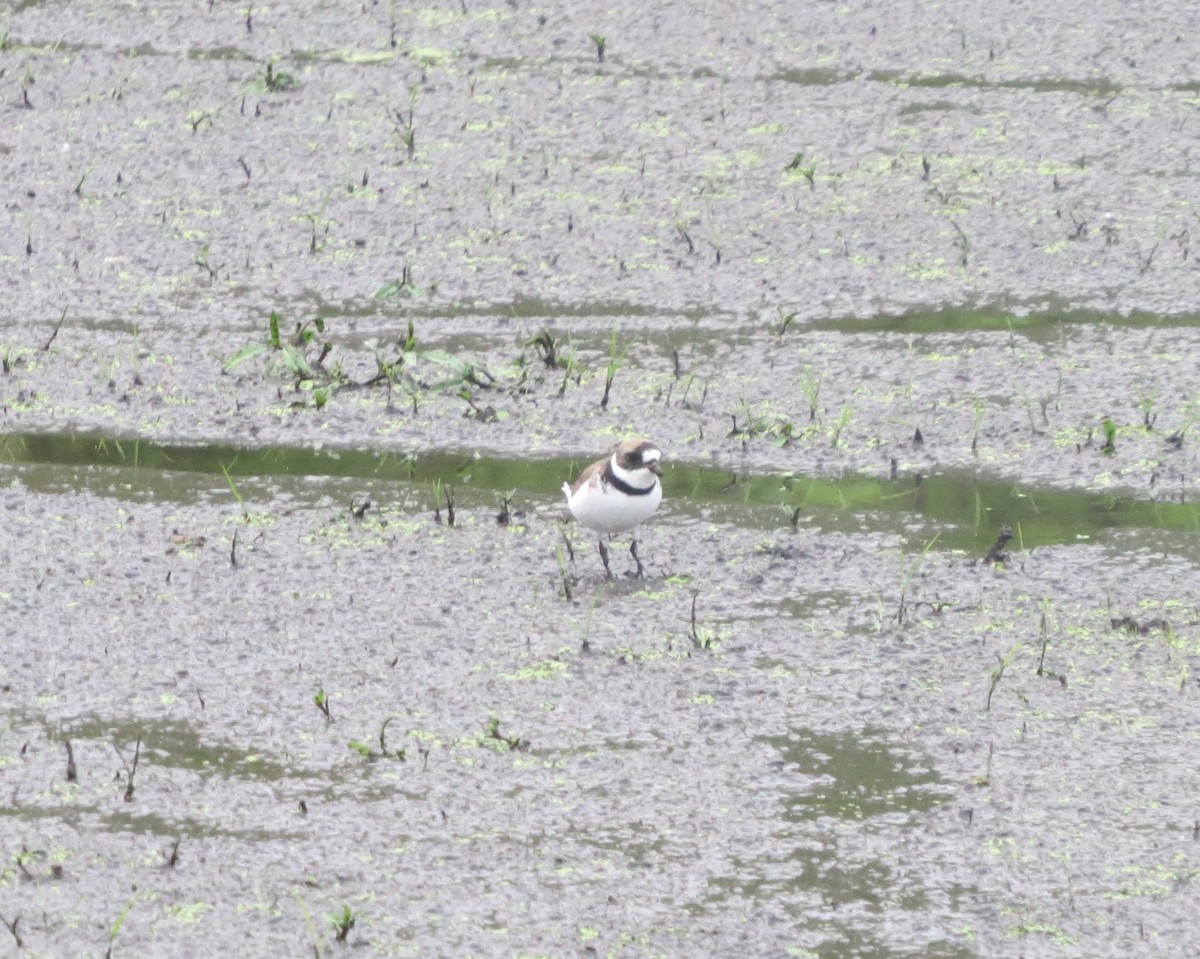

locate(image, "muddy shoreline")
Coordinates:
3 1 1200 957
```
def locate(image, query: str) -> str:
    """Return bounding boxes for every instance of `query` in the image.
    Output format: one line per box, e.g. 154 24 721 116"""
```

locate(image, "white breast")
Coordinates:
565 474 661 534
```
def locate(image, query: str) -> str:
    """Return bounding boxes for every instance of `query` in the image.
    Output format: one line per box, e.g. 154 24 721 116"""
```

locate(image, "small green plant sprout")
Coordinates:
1035 598 1065 685
971 397 985 453
775 306 798 338
590 33 606 62
225 310 342 395
800 367 822 422
378 715 406 760
556 339 585 397
785 151 816 187
187 107 215 133
260 58 299 92
892 532 941 627
600 326 624 410
985 643 1022 712
687 592 718 650
220 461 251 527
727 399 794 445
431 478 443 523
1101 417 1117 455
375 264 437 299
19 61 34 109
555 543 574 601
400 316 417 353
300 189 334 254
363 319 427 408
388 85 418 159
673 373 708 411
193 242 220 281
105 896 137 959
348 715 407 762
525 329 563 369
950 219 970 266
313 687 332 723
483 717 528 752
1135 388 1157 430
828 403 852 448
327 903 356 943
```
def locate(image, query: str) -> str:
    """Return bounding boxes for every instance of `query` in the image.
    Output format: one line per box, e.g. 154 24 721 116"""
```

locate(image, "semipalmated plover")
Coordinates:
562 437 663 577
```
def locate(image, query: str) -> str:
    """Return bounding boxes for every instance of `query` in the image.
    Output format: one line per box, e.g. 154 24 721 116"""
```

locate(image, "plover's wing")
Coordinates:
566 455 609 496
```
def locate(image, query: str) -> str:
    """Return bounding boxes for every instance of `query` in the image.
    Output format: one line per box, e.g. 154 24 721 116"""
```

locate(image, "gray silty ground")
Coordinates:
2 1 1200 958
2 483 1198 957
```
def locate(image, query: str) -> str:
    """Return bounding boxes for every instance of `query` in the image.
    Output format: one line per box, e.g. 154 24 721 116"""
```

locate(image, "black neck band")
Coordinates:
604 460 656 497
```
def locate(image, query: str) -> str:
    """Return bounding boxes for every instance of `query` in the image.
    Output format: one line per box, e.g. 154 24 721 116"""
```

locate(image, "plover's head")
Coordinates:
615 437 663 477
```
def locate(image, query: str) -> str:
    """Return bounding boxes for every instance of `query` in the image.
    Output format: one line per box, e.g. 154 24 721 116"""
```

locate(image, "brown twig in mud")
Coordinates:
1035 608 1067 686
1137 238 1159 275
1036 609 1050 675
527 330 559 369
985 646 1020 712
557 545 574 601
983 525 1013 565
600 364 617 410
114 737 142 802
64 738 77 782
0 912 22 949
496 492 513 526
485 718 528 752
971 738 994 787
42 307 67 351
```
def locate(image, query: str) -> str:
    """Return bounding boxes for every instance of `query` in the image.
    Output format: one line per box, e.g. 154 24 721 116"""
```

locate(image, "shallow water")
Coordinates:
3 1 1200 956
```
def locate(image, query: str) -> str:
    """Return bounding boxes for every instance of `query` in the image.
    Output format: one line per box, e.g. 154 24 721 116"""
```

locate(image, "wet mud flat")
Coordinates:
1 479 1198 958
3 0 1200 957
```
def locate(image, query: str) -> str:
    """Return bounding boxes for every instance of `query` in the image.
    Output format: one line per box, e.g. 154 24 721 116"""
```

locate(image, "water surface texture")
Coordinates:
2 2 1199 957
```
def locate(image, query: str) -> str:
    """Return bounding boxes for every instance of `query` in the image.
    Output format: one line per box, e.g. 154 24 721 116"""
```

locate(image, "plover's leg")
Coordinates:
598 538 612 578
630 537 645 578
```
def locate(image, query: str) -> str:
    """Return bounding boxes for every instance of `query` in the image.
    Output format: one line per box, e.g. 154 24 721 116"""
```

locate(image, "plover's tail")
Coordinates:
561 482 572 505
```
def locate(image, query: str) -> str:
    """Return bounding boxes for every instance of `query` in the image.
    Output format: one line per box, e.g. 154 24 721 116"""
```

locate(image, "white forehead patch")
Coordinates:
641 447 661 462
